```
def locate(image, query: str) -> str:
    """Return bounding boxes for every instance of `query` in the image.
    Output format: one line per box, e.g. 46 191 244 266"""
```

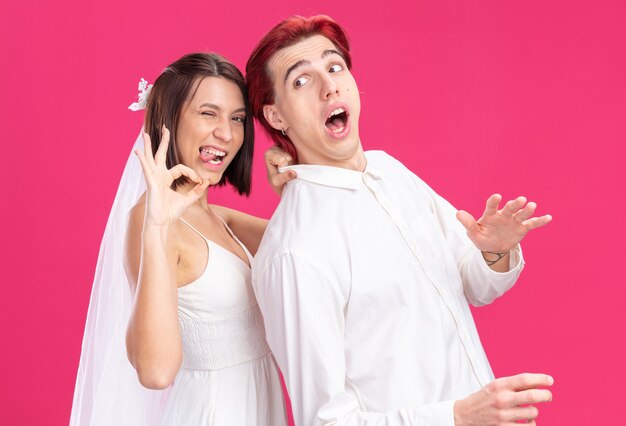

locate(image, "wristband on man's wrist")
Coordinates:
481 250 510 266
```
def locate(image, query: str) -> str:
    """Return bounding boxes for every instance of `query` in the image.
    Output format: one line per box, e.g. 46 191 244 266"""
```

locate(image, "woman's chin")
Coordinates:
204 171 224 186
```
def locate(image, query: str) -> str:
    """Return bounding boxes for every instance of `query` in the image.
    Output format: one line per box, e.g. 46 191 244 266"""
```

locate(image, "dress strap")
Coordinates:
215 215 235 238
179 218 208 241
180 216 252 266
215 215 253 264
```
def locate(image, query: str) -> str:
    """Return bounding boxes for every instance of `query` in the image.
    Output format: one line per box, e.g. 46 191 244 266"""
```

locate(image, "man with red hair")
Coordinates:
249 15 553 426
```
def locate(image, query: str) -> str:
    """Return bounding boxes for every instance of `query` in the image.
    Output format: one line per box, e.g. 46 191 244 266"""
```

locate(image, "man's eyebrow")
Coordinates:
283 49 344 85
322 49 342 60
284 59 310 85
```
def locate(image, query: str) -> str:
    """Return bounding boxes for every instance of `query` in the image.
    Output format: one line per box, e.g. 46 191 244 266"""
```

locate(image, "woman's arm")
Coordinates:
124 198 182 389
124 129 209 389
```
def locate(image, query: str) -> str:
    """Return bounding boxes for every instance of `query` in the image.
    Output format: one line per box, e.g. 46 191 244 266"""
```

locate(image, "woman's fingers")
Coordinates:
270 169 297 194
134 149 147 169
134 149 154 185
182 179 211 206
154 126 170 165
265 146 293 168
169 164 202 184
142 132 154 161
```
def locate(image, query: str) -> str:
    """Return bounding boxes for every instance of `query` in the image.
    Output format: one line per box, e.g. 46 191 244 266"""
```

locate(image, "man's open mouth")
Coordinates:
325 107 349 134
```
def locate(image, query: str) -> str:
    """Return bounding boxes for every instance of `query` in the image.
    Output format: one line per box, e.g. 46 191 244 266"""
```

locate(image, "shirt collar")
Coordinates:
278 151 386 190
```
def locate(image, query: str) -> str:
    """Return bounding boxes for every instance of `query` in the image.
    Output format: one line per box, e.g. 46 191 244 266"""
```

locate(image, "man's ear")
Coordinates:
263 104 287 131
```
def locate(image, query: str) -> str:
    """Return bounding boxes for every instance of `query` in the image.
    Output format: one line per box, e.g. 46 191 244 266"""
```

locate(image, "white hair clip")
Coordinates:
128 78 153 111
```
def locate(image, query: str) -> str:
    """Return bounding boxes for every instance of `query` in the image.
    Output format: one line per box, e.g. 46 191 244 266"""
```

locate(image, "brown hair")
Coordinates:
145 53 254 195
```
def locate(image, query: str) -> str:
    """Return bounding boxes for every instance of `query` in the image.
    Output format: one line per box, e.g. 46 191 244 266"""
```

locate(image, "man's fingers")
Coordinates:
496 373 554 392
502 196 527 217
154 126 170 165
513 388 552 405
522 215 553 230
509 405 541 422
456 210 477 230
485 193 502 215
513 202 537 222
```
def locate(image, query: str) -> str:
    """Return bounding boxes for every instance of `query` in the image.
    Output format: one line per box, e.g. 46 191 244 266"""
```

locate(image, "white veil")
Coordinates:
70 131 167 425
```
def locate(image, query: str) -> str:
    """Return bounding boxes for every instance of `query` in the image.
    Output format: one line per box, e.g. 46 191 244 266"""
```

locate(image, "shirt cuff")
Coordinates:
416 399 456 426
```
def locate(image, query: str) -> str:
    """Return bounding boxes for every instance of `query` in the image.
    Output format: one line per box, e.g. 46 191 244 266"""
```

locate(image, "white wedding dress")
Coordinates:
70 133 286 425
158 218 287 425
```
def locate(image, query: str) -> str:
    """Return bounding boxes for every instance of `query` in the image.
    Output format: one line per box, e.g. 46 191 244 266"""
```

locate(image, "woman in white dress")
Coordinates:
70 53 289 425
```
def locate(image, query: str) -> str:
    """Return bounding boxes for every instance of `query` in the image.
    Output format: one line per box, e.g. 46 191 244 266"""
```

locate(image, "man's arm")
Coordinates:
427 188 527 306
253 251 458 425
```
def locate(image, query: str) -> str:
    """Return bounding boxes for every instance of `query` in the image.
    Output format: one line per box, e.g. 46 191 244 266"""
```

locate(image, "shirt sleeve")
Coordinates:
421 178 525 307
253 251 457 426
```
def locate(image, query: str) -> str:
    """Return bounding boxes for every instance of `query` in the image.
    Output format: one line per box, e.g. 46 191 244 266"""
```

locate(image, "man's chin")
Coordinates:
316 142 365 169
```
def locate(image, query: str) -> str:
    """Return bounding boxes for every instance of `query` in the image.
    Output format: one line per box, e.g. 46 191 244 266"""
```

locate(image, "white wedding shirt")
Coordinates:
252 151 524 425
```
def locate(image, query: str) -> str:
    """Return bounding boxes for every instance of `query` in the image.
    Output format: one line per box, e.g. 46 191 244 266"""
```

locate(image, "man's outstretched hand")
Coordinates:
456 194 552 253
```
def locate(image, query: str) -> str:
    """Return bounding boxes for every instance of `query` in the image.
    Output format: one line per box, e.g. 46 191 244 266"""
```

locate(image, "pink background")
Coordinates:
1 0 624 424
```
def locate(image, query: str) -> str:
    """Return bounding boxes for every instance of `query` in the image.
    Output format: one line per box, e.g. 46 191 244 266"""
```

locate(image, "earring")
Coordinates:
281 129 287 136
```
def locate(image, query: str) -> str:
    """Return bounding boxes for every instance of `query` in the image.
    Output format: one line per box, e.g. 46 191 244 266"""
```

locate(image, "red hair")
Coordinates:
246 15 352 159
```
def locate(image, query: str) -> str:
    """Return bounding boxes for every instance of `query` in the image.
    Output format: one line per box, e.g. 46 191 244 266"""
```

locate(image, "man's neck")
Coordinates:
297 147 367 171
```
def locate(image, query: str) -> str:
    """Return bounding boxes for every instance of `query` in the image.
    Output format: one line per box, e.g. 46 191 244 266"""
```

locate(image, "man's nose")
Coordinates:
320 74 339 100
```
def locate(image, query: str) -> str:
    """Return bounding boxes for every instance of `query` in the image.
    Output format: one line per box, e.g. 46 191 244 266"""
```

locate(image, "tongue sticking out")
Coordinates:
200 150 217 162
